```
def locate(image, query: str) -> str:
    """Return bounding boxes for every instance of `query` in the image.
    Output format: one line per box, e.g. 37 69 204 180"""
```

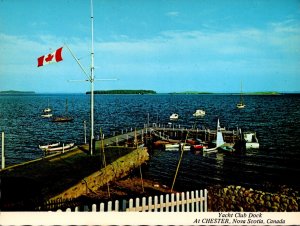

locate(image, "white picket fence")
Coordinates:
58 189 207 212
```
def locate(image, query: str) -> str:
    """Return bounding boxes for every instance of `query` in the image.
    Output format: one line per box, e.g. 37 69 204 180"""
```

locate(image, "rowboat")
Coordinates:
164 143 190 151
39 142 60 150
45 143 75 152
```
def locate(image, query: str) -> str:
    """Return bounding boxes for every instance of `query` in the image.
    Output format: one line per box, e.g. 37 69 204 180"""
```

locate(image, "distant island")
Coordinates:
245 91 281 95
0 90 35 94
168 91 282 95
169 91 214 95
86 90 157 95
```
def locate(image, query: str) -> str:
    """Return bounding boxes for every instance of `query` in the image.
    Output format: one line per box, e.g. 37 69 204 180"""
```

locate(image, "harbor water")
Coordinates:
1 93 300 192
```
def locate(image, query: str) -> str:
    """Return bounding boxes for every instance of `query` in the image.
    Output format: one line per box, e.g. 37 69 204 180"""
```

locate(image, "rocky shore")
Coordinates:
81 177 299 212
208 185 299 212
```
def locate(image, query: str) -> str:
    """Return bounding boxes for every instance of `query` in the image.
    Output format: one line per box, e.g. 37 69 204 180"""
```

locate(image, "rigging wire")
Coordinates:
100 128 110 198
171 120 198 192
135 128 145 192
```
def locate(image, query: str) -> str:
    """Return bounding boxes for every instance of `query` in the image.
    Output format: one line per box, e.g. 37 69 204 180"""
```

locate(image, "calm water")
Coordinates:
1 93 300 192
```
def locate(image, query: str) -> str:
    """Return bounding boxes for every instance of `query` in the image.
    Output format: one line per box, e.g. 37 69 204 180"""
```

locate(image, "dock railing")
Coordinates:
56 189 208 212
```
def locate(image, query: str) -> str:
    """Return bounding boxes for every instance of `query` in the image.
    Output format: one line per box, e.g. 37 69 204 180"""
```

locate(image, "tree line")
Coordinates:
86 90 157 95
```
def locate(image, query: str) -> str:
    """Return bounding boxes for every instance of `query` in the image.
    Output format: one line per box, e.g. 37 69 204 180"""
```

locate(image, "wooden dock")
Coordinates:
149 126 241 144
0 129 150 211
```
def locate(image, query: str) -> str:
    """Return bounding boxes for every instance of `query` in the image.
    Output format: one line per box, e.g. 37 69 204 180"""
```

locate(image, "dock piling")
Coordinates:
1 131 5 169
84 120 87 144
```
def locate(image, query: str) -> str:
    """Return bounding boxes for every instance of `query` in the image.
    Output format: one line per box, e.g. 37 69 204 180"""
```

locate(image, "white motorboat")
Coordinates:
170 113 179 120
193 109 205 117
43 107 52 113
41 113 53 118
244 132 259 149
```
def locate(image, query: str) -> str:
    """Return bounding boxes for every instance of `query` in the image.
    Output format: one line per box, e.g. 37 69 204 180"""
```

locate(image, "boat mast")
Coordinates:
90 0 95 155
240 81 244 104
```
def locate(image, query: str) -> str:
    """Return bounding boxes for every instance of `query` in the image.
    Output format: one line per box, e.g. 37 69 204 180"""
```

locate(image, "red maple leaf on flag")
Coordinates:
45 54 54 62
37 47 63 67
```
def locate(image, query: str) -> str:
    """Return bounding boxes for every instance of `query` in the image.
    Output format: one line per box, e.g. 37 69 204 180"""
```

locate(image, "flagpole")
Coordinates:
90 0 95 155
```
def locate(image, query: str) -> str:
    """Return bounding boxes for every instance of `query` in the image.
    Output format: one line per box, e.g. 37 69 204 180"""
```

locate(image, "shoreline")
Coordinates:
73 176 299 212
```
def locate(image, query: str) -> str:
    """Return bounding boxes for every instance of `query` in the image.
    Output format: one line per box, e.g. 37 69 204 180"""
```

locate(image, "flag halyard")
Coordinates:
37 47 63 67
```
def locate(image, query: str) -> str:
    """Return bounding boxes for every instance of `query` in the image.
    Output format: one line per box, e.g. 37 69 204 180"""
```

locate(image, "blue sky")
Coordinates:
0 0 300 93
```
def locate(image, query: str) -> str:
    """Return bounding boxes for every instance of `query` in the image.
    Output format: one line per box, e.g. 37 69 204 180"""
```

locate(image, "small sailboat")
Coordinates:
237 81 246 109
41 99 53 118
204 119 235 153
52 99 73 122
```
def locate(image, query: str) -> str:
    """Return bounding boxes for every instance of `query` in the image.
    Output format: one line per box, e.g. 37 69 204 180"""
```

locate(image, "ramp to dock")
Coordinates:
0 143 148 210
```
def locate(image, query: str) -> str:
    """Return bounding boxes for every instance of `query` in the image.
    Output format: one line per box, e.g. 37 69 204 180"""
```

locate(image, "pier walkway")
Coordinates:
0 129 147 210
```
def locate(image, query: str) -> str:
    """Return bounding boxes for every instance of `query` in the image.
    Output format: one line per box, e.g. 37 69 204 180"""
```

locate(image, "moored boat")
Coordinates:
52 99 73 122
52 116 73 122
237 81 246 109
193 109 205 117
41 113 53 118
170 113 179 121
39 142 60 150
164 143 190 151
45 143 75 152
244 132 259 149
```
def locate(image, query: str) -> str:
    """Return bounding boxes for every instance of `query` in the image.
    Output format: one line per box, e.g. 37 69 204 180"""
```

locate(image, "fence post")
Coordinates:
181 192 185 212
176 193 180 212
171 193 175 212
148 196 152 212
165 194 169 212
128 199 134 211
107 201 112 211
195 190 199 212
191 191 195 212
135 198 140 212
154 196 158 212
186 191 190 212
160 195 164 212
200 190 203 212
115 200 119 212
142 197 147 212
100 203 104 212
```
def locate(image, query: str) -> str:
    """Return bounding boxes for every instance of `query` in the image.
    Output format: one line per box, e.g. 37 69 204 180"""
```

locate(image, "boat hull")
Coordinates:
46 143 75 152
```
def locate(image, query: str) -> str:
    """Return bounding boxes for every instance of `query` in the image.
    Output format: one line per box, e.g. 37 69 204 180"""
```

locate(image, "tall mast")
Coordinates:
90 0 95 155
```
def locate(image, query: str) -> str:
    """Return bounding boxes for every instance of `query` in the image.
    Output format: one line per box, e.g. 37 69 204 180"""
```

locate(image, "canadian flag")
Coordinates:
37 47 63 67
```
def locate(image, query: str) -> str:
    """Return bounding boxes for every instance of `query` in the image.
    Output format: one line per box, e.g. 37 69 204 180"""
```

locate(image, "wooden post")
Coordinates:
1 131 5 169
84 120 87 144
